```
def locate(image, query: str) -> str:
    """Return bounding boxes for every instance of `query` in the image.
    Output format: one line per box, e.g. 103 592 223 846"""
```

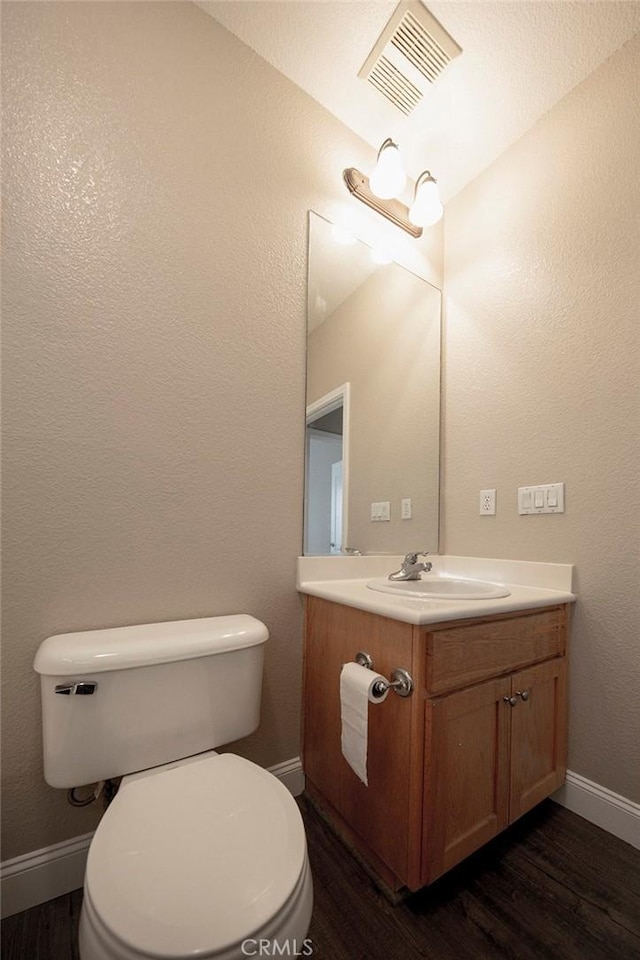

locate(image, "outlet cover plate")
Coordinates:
480 489 496 515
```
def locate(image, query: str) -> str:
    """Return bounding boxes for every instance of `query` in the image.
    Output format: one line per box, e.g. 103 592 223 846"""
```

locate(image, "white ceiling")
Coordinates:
196 1 640 201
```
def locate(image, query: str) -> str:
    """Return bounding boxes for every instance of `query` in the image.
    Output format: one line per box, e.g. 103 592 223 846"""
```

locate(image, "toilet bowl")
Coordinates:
33 615 313 960
78 753 312 960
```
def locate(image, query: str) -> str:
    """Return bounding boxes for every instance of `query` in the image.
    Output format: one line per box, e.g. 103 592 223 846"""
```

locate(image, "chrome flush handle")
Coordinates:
55 681 98 696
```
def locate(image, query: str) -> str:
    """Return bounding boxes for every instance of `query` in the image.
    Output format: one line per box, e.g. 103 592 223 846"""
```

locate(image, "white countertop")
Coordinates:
297 555 576 626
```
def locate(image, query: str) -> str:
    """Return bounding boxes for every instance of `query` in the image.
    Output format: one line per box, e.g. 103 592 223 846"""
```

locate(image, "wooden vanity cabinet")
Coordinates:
421 655 567 883
303 598 423 886
302 596 569 893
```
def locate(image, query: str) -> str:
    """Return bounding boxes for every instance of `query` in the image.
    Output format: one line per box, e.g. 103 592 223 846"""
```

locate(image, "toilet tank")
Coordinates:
33 615 268 788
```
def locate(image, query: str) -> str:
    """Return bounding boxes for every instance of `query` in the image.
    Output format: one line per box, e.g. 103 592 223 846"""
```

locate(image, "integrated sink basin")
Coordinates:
366 577 511 600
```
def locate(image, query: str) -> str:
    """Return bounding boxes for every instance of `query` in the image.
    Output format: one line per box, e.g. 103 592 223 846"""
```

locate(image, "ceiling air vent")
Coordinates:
359 1 462 115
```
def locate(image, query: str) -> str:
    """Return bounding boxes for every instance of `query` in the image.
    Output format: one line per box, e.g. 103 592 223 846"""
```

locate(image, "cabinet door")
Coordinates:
303 597 418 884
509 657 567 821
422 675 512 884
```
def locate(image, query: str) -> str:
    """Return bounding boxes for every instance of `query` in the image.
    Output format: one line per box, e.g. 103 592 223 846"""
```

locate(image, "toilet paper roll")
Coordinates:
340 662 388 786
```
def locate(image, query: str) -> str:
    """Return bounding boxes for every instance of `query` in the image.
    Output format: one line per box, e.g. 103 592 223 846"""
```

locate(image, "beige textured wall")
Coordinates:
1 1 443 860
307 268 441 554
443 35 640 801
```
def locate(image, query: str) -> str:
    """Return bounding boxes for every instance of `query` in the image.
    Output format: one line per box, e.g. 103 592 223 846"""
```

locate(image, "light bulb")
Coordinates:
369 140 406 200
409 173 443 227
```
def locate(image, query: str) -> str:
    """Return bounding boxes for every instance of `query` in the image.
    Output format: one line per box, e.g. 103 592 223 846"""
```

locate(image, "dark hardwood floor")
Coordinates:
2 799 639 959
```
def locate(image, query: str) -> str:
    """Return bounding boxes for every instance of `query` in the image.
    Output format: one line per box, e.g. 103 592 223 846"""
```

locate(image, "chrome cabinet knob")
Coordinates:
516 689 530 701
503 695 518 707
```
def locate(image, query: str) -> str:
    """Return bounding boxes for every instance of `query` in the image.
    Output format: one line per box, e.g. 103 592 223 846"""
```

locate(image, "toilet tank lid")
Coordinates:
34 615 268 676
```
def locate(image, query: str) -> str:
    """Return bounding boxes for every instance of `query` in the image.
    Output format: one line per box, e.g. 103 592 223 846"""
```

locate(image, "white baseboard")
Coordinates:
0 756 305 919
552 770 640 850
268 756 305 797
1 831 93 921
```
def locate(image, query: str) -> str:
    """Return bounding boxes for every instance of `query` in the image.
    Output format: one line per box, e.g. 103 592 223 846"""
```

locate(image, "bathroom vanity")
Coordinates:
298 555 575 895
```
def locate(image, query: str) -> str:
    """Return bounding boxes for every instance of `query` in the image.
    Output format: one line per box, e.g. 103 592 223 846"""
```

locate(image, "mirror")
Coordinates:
304 212 441 556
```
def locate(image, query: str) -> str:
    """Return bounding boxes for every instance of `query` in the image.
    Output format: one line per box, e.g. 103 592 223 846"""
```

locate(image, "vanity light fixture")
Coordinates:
343 139 443 238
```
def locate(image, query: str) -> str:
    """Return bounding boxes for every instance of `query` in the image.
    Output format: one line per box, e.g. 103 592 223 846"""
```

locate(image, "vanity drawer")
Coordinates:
424 607 567 695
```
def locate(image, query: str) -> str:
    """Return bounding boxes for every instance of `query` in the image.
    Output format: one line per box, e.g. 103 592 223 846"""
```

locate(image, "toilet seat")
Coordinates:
83 753 309 959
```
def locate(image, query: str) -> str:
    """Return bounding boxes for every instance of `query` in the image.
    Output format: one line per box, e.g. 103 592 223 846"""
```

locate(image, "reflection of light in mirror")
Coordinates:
314 293 328 317
331 224 357 246
370 248 392 265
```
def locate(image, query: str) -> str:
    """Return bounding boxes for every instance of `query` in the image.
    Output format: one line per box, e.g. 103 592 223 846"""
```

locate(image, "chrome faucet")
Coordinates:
388 551 432 581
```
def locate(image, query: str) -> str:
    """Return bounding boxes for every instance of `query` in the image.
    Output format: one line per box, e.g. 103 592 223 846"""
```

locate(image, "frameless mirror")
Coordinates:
304 211 441 556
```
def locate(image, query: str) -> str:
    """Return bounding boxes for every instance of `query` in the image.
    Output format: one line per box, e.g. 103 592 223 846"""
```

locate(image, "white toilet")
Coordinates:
34 615 313 960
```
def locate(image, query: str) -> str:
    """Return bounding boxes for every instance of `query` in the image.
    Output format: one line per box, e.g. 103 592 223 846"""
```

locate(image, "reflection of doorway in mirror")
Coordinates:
304 383 350 556
305 429 342 554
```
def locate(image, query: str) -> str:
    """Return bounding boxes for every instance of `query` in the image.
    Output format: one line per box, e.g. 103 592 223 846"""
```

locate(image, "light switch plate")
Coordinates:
518 483 565 515
371 501 391 522
401 498 412 519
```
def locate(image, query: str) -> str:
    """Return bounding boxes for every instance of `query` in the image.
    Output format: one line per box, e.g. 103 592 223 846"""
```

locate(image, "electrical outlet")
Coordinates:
401 498 412 519
480 489 496 515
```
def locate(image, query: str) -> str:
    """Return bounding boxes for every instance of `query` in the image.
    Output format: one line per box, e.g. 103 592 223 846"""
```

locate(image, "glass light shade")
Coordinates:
369 142 407 200
409 174 443 227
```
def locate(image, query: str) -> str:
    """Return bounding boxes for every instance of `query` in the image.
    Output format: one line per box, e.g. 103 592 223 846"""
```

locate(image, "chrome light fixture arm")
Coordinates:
343 167 423 238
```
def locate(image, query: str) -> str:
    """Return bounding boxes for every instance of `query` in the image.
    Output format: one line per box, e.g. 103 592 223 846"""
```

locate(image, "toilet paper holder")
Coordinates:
354 651 414 698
